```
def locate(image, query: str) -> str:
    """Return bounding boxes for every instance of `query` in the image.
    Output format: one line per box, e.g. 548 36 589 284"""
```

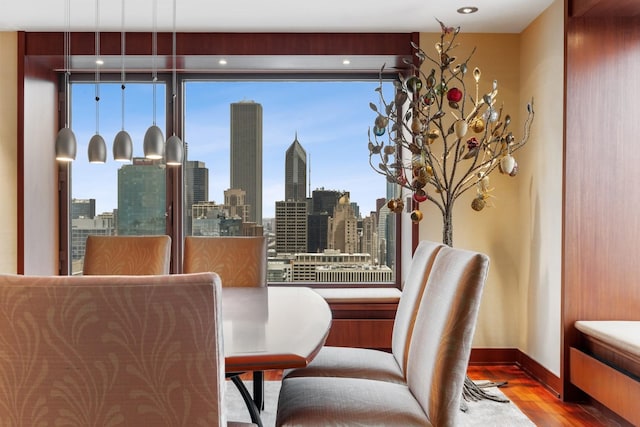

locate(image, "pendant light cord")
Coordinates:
152 0 158 126
172 0 177 136
94 0 100 135
64 0 71 128
121 0 126 131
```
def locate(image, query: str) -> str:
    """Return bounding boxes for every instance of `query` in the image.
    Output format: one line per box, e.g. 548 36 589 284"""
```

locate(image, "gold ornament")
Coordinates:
410 209 423 223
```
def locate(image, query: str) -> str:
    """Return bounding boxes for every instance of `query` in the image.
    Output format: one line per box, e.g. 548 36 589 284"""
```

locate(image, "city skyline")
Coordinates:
70 80 393 219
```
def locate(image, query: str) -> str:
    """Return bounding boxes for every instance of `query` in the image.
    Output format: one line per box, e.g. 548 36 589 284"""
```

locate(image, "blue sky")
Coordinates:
71 79 392 218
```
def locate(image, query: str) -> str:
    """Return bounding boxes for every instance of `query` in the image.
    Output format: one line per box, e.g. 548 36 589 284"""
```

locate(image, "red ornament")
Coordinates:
413 189 428 203
447 87 463 103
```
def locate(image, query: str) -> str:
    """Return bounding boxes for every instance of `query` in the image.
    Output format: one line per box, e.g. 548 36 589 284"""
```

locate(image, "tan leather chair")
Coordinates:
284 239 444 383
276 245 490 426
183 236 267 286
0 272 254 427
82 235 171 275
183 235 268 410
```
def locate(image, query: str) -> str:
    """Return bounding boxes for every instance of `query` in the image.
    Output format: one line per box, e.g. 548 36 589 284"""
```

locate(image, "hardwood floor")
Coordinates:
467 365 626 426
258 365 628 426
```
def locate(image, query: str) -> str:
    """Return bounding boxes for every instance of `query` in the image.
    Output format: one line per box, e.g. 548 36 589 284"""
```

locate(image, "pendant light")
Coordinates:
87 0 107 163
165 0 184 166
55 0 77 162
113 0 133 162
143 0 164 160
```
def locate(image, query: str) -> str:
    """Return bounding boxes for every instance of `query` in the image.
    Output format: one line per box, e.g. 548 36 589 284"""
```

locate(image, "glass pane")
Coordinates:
183 80 397 286
69 81 166 275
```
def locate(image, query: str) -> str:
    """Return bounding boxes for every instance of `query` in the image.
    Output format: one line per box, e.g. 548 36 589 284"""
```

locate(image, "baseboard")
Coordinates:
469 348 561 397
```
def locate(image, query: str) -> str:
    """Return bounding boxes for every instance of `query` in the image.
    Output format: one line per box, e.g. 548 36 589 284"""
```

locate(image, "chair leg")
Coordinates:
253 370 264 410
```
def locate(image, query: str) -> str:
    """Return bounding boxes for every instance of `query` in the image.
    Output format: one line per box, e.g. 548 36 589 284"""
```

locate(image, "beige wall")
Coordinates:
417 0 563 376
518 0 564 376
0 32 18 274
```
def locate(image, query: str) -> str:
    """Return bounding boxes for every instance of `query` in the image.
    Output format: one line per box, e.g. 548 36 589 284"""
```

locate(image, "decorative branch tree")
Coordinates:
368 20 534 248
368 21 535 405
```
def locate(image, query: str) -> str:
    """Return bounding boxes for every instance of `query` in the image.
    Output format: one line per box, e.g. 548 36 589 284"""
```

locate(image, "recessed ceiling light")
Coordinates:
342 59 351 65
218 59 227 65
457 6 478 14
95 59 104 65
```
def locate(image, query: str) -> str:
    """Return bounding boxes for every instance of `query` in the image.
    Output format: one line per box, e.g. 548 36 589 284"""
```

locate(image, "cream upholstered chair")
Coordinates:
283 239 444 383
0 272 254 427
183 235 268 409
183 236 267 286
82 235 172 275
276 245 490 426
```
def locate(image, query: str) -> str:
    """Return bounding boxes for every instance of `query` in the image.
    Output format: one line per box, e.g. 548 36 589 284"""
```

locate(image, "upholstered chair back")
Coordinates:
82 235 172 275
406 246 489 427
183 236 267 287
391 240 444 377
0 272 227 426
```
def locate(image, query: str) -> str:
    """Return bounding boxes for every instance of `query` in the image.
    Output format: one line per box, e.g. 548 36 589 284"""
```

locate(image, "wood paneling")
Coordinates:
570 0 640 17
570 348 640 425
324 319 394 350
563 15 640 399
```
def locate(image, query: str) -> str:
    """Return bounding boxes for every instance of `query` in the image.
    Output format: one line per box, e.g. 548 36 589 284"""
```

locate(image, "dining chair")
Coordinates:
183 236 267 286
283 239 444 383
0 272 255 427
82 235 172 275
183 235 268 410
275 245 490 426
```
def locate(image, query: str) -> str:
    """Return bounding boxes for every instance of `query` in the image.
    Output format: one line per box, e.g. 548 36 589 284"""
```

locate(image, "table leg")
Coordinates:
253 371 264 410
229 374 263 427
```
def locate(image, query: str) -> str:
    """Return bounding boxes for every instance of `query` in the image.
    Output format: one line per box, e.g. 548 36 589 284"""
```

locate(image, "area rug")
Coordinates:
224 380 535 426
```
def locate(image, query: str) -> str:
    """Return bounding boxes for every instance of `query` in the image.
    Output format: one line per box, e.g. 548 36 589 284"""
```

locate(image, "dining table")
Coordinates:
222 286 332 426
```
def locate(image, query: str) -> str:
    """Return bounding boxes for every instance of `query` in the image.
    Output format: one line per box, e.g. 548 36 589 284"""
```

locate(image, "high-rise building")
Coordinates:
307 188 341 252
230 101 262 225
275 200 308 254
71 198 96 219
285 134 306 201
224 188 250 223
185 160 209 236
311 188 341 214
327 192 358 254
117 158 166 235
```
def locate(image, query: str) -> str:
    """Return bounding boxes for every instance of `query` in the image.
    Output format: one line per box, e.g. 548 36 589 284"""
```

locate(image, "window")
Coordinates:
69 80 166 275
183 79 397 286
66 76 399 285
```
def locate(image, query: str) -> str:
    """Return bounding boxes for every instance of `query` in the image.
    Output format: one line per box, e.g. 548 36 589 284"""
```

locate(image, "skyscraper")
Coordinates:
230 101 262 225
117 158 166 235
185 160 209 236
285 134 306 201
275 200 308 254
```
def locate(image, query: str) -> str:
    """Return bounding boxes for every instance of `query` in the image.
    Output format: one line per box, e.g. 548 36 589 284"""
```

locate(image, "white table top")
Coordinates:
222 286 332 372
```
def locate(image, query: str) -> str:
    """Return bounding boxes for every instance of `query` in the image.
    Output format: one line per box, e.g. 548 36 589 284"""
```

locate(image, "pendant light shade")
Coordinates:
88 134 107 163
55 127 77 162
113 130 133 161
144 125 164 159
165 135 183 165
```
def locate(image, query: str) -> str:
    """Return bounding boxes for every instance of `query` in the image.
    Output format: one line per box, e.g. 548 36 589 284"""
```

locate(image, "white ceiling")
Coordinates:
1 0 554 33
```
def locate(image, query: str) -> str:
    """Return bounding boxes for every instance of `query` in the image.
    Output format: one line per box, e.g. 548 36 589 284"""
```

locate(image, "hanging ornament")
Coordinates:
455 120 468 138
470 117 485 133
406 76 423 93
413 189 428 203
410 209 424 223
447 87 463 103
471 195 486 211
499 154 516 175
